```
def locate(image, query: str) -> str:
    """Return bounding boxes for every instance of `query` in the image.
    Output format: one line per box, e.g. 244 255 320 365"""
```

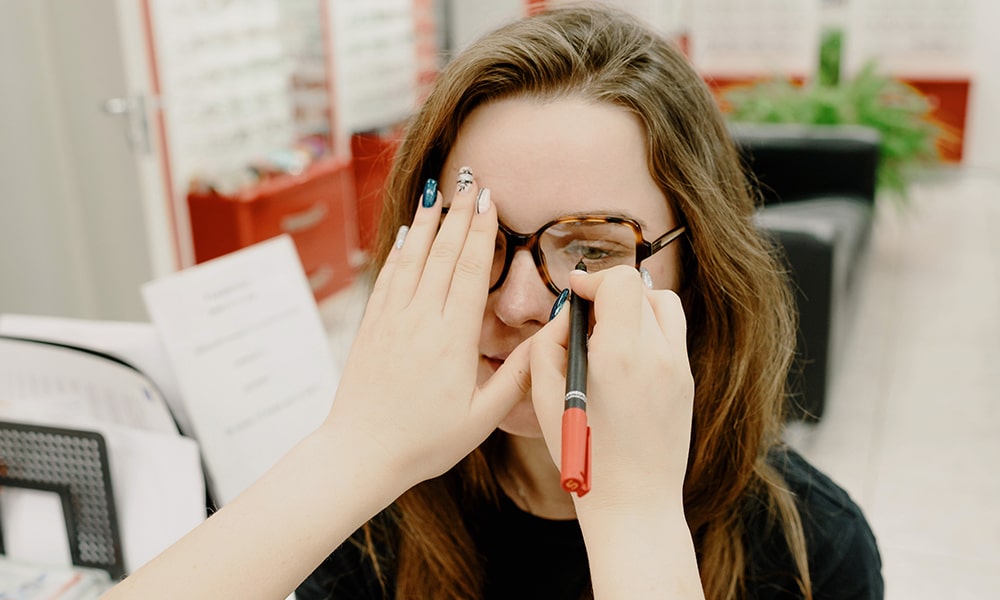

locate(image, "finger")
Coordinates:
442 187 497 319
569 265 646 336
363 224 409 320
416 166 479 306
468 334 533 435
385 178 444 308
645 288 688 354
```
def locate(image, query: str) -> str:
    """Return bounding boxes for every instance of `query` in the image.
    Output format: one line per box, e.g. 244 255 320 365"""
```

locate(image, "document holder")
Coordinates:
0 420 125 580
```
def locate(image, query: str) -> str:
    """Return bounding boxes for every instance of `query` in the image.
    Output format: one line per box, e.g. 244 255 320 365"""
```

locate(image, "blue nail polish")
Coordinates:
549 288 570 321
422 179 438 208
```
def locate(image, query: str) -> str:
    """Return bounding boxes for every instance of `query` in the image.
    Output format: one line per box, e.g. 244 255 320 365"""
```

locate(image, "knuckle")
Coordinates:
427 241 460 263
662 288 683 304
453 255 487 280
602 265 643 293
651 288 683 309
394 252 422 270
591 343 631 373
607 264 640 282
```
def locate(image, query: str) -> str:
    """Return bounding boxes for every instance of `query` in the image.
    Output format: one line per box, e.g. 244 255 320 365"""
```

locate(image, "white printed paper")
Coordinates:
0 337 177 435
141 235 338 505
0 314 192 437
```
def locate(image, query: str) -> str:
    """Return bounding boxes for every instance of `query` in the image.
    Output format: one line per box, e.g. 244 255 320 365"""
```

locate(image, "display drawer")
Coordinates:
188 157 361 301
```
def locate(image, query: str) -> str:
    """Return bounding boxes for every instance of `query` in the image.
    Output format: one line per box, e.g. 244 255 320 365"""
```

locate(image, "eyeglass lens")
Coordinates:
491 221 639 291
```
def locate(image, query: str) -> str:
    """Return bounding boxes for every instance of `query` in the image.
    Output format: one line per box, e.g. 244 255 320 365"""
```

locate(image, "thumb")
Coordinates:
528 311 570 464
470 336 531 431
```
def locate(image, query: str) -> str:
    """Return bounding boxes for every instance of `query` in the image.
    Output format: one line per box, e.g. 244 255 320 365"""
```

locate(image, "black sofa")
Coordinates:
729 123 881 421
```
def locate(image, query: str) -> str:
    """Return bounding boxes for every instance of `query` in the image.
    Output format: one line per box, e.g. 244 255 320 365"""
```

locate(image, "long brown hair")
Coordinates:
363 4 810 598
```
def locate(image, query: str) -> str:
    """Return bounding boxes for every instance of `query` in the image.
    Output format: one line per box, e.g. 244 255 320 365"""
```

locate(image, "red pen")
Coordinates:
560 261 591 496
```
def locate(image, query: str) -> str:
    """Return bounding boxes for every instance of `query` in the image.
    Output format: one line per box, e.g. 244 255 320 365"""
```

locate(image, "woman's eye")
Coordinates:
564 241 626 261
579 245 611 260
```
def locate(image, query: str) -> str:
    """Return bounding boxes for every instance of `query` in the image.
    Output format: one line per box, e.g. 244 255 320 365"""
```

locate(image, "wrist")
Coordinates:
575 494 688 537
305 423 410 513
576 504 703 599
573 474 683 521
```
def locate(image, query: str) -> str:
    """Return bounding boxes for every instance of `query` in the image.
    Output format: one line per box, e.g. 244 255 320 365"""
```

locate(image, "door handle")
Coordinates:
101 94 152 155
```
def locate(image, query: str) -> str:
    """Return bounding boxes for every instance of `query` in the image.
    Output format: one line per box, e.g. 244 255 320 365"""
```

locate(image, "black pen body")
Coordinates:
564 266 590 411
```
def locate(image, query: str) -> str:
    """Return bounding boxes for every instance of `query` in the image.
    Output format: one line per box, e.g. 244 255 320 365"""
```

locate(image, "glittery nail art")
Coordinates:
457 166 473 192
394 225 409 249
549 288 570 321
422 179 438 208
639 266 654 289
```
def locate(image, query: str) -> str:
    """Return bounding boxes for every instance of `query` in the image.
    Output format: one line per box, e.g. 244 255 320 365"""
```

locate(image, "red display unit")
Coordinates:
899 78 970 163
350 131 402 255
187 157 362 302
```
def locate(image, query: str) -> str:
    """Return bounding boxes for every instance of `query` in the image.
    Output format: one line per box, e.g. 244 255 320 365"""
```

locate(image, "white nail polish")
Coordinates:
640 267 654 289
476 188 491 214
394 225 409 249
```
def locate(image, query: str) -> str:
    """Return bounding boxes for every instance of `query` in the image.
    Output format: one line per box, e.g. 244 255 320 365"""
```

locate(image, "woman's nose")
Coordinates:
489 250 556 328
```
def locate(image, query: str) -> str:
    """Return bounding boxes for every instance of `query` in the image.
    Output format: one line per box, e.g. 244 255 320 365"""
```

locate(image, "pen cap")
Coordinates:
560 407 591 496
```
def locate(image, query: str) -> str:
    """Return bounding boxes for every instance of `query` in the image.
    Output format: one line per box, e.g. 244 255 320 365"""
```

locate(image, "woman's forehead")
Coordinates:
441 97 672 231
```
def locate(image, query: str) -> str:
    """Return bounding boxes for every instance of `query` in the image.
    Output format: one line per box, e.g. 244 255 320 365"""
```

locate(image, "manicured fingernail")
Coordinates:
639 267 654 289
549 288 570 321
394 225 409 249
457 166 473 192
476 188 491 214
422 179 438 208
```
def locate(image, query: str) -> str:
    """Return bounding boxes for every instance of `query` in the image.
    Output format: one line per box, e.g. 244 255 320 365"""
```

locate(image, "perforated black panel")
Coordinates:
0 421 124 580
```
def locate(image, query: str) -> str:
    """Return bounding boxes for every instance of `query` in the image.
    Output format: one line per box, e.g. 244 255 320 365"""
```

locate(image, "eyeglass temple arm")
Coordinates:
648 225 687 256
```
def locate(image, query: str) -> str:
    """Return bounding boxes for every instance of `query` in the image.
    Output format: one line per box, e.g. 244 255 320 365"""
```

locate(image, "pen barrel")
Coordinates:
564 291 590 403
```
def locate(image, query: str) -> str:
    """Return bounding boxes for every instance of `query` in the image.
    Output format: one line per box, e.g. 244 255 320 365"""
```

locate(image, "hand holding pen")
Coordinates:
532 264 695 511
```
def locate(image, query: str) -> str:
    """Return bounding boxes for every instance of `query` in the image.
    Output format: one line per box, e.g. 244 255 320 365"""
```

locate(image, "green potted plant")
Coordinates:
721 29 947 204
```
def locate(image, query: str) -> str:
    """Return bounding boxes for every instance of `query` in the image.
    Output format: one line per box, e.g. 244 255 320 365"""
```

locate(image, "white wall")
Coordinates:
963 0 1000 170
447 0 525 52
0 1 98 318
0 0 157 322
41 0 158 321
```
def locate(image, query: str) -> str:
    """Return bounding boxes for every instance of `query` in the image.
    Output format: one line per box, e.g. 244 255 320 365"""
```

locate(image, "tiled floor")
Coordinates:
319 166 1000 598
784 166 1000 599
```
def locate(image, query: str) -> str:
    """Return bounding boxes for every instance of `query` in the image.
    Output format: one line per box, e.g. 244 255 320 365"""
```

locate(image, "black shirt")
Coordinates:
297 448 883 599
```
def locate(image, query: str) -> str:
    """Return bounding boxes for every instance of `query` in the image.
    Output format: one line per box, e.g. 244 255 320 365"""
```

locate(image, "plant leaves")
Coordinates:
722 55 945 205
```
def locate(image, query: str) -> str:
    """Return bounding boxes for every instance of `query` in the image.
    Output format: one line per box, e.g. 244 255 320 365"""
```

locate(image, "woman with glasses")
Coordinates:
295 3 882 599
105 4 881 599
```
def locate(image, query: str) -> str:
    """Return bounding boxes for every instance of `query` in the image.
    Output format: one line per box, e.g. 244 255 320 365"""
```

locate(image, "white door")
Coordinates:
0 0 177 322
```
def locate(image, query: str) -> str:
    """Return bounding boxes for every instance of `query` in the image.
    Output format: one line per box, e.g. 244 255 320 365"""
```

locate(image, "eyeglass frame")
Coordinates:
440 208 687 296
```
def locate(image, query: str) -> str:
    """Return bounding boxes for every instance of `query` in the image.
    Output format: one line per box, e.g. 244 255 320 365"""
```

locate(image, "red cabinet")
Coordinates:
187 158 362 302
